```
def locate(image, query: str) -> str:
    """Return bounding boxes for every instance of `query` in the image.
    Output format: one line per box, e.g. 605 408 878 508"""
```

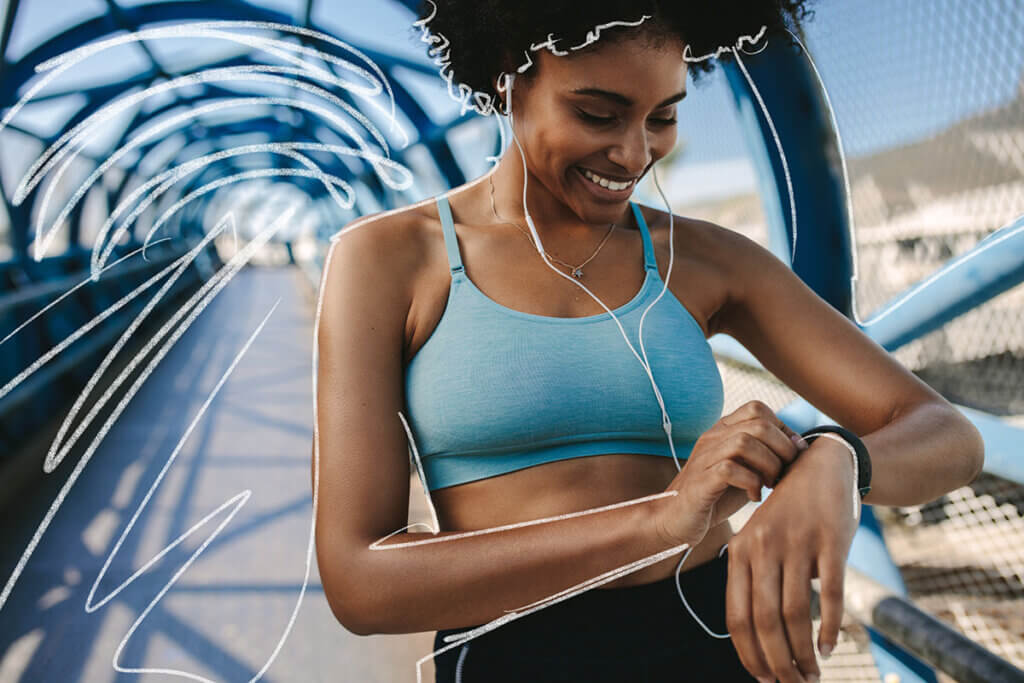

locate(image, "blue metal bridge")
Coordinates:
1 1 1022 681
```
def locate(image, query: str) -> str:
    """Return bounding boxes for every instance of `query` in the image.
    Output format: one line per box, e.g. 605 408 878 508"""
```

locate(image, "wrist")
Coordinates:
776 439 855 495
801 425 872 499
646 491 702 551
797 432 864 519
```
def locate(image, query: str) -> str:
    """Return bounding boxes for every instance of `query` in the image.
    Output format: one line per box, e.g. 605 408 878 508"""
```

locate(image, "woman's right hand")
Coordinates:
652 400 808 549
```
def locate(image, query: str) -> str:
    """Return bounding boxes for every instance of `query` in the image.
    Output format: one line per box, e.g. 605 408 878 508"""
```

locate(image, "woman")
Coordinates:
312 2 985 682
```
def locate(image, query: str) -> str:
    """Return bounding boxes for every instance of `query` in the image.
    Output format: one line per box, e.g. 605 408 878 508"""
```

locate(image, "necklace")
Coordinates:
488 174 616 280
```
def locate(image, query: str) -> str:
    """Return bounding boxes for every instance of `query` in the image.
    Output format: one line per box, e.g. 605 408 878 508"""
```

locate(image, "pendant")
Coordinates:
572 267 584 279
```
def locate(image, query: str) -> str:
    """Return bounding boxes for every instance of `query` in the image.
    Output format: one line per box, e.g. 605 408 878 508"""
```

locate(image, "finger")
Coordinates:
725 548 773 681
782 555 820 681
728 432 790 488
715 459 765 503
733 401 808 458
752 558 805 682
816 550 846 660
772 417 804 446
738 418 803 469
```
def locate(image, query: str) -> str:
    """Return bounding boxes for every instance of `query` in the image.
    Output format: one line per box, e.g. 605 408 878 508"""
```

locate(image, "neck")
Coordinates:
487 149 632 241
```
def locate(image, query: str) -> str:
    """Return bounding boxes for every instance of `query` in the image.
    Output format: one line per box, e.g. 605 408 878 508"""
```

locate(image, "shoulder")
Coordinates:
318 200 444 326
634 203 756 337
638 205 834 342
325 200 437 267
321 198 445 292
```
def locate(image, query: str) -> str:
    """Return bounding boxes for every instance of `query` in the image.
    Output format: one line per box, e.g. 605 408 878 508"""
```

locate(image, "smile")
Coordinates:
574 166 637 200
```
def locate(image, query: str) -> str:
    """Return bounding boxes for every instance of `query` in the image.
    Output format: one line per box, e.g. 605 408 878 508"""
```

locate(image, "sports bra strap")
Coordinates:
435 194 464 274
630 201 658 271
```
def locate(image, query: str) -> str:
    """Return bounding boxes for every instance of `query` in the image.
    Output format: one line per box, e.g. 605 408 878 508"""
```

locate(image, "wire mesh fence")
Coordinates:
650 1 1024 678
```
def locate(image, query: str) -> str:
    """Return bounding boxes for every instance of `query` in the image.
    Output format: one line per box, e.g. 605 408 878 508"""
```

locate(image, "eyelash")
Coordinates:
576 109 678 126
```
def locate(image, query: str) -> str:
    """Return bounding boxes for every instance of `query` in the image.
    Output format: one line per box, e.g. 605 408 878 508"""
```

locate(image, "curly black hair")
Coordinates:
409 0 815 114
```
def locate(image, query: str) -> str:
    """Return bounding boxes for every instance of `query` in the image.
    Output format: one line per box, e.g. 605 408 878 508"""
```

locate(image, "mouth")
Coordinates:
574 166 637 200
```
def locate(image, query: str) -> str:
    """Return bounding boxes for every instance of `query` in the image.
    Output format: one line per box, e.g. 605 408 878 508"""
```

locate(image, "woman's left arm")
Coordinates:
702 222 985 683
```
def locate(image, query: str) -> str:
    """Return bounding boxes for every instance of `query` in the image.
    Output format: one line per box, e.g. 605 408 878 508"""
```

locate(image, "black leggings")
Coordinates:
433 550 758 682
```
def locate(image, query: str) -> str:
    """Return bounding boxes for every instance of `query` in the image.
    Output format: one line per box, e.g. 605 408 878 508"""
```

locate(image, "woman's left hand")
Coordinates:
724 437 860 683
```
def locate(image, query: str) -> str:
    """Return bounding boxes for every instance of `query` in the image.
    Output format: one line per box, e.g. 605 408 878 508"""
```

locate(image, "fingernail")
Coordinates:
819 642 833 659
757 677 773 683
792 434 809 449
806 674 820 683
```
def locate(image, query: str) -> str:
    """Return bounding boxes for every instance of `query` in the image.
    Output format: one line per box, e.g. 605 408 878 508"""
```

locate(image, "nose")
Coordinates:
606 124 652 178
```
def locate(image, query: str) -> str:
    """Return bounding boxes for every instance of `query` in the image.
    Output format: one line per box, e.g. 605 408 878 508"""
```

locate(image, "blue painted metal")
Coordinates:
861 214 1024 351
1 0 485 262
957 404 1024 485
0 0 1016 677
713 211 1024 486
723 36 936 683
721 40 852 316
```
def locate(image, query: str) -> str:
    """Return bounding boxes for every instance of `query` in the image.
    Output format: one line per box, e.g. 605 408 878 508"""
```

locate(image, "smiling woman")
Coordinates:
306 2 964 683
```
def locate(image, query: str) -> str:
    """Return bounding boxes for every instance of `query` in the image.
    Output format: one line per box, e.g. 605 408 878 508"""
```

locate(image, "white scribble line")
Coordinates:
780 29 1024 329
0 227 224 411
414 1 660 118
0 239 172 348
42 213 256 474
1 22 417 264
94 298 283 682
17 65 381 207
45 92 408 273
17 67 391 261
3 22 402 144
731 48 798 265
100 137 409 274
396 411 441 534
0 208 291 615
0 17 423 683
416 543 689 683
140 168 340 256
682 25 768 63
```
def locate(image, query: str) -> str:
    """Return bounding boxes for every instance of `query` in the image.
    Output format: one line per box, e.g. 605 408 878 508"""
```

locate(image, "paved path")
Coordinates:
0 266 436 683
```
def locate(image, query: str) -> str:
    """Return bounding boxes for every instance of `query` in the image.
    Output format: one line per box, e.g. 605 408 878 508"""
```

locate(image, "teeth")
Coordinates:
581 167 633 191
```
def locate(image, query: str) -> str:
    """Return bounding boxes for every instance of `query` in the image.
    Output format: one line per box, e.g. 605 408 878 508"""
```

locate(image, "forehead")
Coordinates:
531 36 687 94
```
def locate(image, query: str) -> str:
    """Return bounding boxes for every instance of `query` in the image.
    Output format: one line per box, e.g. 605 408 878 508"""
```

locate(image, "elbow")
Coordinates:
324 587 378 636
937 405 985 487
318 548 386 636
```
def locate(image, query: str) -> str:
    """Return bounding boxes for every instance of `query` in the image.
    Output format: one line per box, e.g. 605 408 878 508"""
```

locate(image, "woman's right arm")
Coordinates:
314 214 690 636
313 214 796 636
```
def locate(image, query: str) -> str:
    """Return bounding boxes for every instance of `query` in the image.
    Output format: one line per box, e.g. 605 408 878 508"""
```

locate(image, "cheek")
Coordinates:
529 128 586 176
652 133 679 163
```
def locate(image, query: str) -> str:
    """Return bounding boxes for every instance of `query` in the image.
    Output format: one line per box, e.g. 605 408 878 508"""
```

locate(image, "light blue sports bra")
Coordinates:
403 194 724 491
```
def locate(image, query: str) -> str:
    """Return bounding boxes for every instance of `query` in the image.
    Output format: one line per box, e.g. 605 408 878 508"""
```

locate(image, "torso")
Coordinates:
399 187 735 588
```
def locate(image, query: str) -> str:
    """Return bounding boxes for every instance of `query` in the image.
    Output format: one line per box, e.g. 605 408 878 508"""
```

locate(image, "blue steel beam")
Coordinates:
2 1 477 239
709 211 1024 486
862 215 1024 352
0 0 19 72
723 35 938 683
721 41 852 315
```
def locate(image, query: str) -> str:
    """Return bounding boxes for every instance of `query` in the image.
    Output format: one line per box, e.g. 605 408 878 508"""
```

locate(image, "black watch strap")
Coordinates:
801 425 872 499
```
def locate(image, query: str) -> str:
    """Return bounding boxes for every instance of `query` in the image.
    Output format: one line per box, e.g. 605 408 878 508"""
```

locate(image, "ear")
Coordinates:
491 54 516 113
497 75 522 114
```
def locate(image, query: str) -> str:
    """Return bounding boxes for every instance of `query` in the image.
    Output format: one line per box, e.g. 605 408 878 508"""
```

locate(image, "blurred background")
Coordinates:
0 0 1022 681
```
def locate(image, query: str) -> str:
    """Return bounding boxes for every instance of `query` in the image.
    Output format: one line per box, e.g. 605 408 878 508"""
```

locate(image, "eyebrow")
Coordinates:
571 87 687 109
